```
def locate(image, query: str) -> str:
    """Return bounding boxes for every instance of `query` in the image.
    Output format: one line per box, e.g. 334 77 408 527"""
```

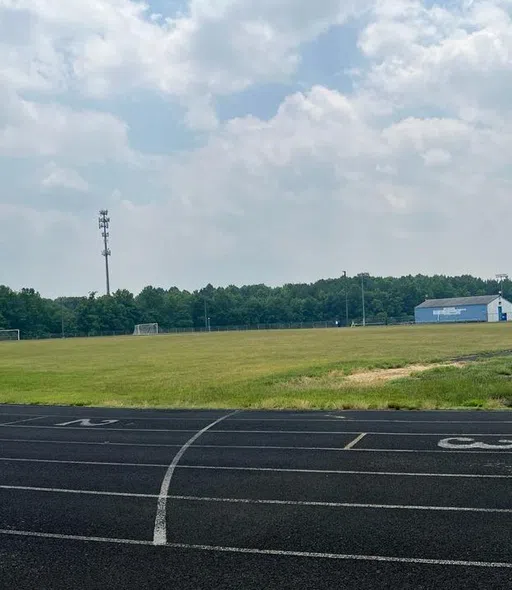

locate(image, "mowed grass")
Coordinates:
1 323 512 410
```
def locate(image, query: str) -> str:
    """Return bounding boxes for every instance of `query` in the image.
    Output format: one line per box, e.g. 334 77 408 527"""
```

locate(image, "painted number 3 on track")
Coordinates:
438 437 512 450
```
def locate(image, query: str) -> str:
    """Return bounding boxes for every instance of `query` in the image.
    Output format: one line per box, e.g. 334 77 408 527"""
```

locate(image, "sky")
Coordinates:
1 0 512 298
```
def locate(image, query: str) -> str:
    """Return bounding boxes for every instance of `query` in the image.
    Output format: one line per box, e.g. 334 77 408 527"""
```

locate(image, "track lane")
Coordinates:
2 536 511 590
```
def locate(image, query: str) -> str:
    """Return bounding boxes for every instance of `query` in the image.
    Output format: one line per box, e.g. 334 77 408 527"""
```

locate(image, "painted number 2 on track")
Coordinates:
438 437 512 450
56 419 119 427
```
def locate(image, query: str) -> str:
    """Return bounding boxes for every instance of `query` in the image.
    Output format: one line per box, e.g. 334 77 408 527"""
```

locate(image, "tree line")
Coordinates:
0 274 509 339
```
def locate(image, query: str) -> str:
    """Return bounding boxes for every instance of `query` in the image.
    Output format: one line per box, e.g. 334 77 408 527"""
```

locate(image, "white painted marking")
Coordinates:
0 455 510 478
0 425 208 433
177 465 512 478
0 485 510 514
352 449 512 455
153 410 240 546
1 436 512 455
0 437 184 449
212 430 512 437
2 411 512 424
56 419 120 427
0 529 510 568
0 456 166 468
4 424 512 436
0 485 157 498
439 437 512 450
0 412 227 423
166 495 512 514
0 416 50 426
344 433 367 450
0 456 510 478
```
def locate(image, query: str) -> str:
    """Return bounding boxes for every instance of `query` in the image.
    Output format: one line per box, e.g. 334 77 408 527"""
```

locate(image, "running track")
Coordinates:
0 405 511 589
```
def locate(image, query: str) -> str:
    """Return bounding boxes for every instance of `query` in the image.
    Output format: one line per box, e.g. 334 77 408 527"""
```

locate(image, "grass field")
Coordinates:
1 323 512 410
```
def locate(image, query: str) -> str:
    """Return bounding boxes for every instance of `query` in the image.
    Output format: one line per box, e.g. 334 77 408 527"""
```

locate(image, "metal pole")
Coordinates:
98 210 112 296
496 274 508 298
359 272 369 327
204 299 208 330
361 275 366 327
104 235 110 296
61 301 65 339
343 271 349 327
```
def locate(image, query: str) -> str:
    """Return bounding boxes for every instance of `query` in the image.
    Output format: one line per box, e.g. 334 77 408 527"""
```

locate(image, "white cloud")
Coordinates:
0 0 370 99
360 0 512 120
2 1 512 296
422 148 452 167
0 93 135 164
41 162 89 192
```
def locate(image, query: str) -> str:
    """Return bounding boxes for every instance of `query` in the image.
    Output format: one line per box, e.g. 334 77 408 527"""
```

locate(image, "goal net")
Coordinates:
0 329 20 341
133 323 159 336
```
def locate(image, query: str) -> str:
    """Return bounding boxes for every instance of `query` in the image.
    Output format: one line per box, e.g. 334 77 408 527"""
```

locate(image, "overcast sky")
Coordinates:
1 0 511 297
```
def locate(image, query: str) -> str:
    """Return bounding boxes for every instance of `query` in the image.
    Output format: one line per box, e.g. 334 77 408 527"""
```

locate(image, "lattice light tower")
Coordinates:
496 273 508 298
98 210 111 296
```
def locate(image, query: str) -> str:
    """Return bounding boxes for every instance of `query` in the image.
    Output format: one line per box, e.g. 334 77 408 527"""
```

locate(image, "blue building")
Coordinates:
415 295 512 324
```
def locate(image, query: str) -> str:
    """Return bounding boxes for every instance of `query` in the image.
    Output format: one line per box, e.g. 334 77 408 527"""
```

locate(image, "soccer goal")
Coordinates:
0 329 20 341
133 323 159 336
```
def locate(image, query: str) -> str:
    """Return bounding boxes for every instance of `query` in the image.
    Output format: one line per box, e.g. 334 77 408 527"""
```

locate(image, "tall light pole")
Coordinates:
342 271 349 327
98 210 111 296
496 273 508 298
359 272 369 327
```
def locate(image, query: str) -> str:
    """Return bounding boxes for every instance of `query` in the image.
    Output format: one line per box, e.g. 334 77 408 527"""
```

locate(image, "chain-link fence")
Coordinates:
24 316 417 340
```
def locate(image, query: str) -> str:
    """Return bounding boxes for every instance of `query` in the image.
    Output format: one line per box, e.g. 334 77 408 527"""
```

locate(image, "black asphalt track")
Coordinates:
0 405 511 589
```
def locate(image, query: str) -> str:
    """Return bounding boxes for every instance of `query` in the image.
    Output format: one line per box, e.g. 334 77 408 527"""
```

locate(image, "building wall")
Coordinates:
487 298 512 322
415 304 489 324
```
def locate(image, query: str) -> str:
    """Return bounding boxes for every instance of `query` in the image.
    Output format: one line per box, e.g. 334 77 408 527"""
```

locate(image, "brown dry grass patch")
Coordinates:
279 361 467 392
345 362 466 385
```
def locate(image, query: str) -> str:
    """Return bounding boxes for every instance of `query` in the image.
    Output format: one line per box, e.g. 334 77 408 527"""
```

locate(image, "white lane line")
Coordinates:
0 457 166 468
0 413 224 423
1 486 511 514
0 485 157 498
1 411 511 424
0 424 197 433
0 529 510 569
0 437 185 449
3 424 512 436
206 430 512 436
344 433 367 450
3 436 512 457
166 495 512 513
177 465 512 478
1 437 512 455
352 449 512 455
153 410 240 546
0 456 511 478
0 416 50 426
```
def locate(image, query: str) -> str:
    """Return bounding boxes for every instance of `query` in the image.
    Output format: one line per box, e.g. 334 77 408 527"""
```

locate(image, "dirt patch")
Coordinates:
278 361 467 392
345 362 466 385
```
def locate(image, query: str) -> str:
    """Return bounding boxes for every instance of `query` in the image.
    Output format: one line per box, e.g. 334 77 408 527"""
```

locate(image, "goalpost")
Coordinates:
0 329 20 341
133 323 159 336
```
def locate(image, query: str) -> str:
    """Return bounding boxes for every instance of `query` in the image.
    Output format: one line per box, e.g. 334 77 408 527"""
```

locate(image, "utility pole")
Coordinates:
98 210 111 296
342 271 349 327
60 300 65 339
359 272 369 327
496 273 508 298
